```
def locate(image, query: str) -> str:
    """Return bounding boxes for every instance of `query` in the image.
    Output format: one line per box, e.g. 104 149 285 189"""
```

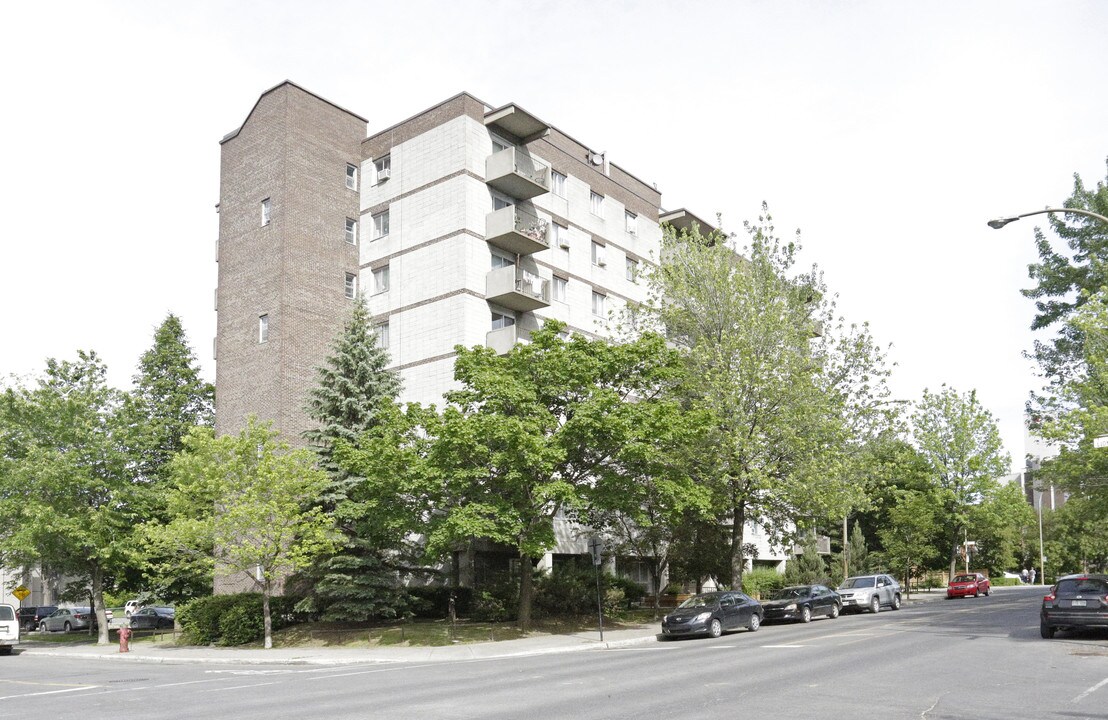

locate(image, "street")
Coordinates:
0 587 1105 719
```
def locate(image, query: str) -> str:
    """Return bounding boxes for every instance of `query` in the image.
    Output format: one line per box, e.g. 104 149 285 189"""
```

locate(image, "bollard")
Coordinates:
118 625 131 653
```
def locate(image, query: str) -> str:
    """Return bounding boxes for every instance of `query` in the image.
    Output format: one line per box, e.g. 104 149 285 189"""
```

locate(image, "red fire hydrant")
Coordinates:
118 625 131 653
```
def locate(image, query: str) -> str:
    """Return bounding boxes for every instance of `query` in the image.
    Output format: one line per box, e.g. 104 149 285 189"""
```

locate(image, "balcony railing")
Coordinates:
486 264 551 312
485 147 550 201
485 206 550 256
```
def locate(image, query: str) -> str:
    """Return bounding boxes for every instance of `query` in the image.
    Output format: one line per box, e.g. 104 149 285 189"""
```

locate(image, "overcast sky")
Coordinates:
3 1 1106 473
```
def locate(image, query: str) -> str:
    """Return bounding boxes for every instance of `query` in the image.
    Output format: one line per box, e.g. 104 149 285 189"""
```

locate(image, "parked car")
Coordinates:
762 584 841 623
837 574 901 613
127 606 175 630
39 607 98 633
947 573 991 599
1041 573 1108 639
0 603 18 655
662 591 763 638
124 600 142 618
16 605 57 632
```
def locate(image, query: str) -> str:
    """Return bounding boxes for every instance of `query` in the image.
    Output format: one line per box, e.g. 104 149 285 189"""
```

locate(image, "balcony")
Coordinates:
486 263 551 312
486 314 541 356
485 206 550 256
486 147 549 201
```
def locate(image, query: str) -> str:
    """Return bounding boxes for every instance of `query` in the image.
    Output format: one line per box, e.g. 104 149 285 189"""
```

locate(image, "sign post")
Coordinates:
588 538 604 641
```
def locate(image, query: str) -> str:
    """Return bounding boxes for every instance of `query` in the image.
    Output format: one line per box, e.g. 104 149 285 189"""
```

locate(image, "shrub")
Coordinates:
177 593 309 646
406 586 475 619
990 576 1020 587
742 567 786 599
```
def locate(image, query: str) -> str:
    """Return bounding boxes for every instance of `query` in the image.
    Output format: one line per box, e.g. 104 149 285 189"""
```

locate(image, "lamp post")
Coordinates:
987 207 1108 229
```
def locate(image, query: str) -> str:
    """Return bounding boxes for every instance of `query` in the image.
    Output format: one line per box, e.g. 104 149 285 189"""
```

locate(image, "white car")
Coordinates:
124 600 141 618
837 574 902 613
0 604 19 655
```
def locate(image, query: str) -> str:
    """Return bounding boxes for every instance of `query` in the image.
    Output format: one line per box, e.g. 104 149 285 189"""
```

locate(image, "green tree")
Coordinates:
0 352 135 644
784 536 830 586
966 481 1037 575
911 386 1010 577
125 314 214 602
1043 495 1108 576
147 418 337 648
629 207 886 589
395 322 687 631
878 489 941 591
299 294 408 620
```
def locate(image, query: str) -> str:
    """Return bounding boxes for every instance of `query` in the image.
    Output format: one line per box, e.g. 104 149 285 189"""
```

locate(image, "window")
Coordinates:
373 210 390 240
590 191 604 217
346 164 358 190
591 291 606 317
625 211 637 235
592 241 606 267
492 194 513 211
261 198 271 226
372 266 390 294
626 256 639 282
376 322 390 349
553 276 567 302
374 155 391 183
552 223 569 250
345 272 357 299
491 251 515 269
491 310 516 330
551 171 567 198
345 218 357 244
491 135 512 153
258 314 269 343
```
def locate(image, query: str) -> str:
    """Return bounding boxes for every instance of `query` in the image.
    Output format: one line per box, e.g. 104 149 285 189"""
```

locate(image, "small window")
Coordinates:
551 171 567 198
376 322 390 349
492 193 513 211
345 272 357 299
491 135 512 153
625 211 637 235
373 210 390 240
345 218 357 244
372 266 390 294
592 241 606 267
590 191 604 217
491 310 516 330
626 257 638 282
374 156 391 183
346 164 358 190
261 198 271 226
258 314 269 343
553 276 567 302
552 223 569 250
491 251 515 270
591 291 606 317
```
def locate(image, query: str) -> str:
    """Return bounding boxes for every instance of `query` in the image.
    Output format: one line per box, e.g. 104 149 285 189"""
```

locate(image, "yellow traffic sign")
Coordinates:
12 586 30 602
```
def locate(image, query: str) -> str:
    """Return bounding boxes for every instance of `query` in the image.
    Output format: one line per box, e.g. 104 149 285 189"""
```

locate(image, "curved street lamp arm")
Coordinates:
988 208 1108 229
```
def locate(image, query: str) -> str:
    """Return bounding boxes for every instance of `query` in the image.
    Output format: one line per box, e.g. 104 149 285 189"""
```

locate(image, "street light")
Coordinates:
988 207 1108 229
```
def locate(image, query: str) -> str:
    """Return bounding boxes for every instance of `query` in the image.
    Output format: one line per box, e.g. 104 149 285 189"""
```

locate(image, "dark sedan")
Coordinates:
128 606 175 630
762 584 841 623
1041 574 1108 639
661 591 763 639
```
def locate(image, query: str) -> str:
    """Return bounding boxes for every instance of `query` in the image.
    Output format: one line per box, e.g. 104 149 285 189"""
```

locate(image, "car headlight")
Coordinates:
695 612 712 622
784 603 797 611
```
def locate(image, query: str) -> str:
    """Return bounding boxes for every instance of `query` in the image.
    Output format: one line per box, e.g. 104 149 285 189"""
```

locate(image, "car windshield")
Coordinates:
840 577 876 589
1056 578 1108 596
0 606 14 621
678 593 721 609
952 575 975 583
769 587 808 600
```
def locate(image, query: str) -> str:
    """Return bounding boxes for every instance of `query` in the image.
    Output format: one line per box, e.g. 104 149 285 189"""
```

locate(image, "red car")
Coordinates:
947 573 991 598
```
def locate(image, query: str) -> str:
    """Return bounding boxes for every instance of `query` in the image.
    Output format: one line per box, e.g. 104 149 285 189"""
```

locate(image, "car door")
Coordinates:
734 593 754 626
812 586 831 614
876 576 890 606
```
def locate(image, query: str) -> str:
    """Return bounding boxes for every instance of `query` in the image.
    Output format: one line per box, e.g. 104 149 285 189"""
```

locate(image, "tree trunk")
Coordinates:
730 503 747 591
517 554 533 632
262 583 273 650
650 562 663 621
91 563 109 645
948 529 959 580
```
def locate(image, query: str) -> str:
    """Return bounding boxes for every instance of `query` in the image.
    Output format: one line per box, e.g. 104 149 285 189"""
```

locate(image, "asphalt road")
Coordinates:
1 586 1105 720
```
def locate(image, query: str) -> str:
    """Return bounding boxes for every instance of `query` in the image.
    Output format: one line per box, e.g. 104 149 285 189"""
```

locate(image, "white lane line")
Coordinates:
209 681 280 692
761 644 805 648
1073 676 1108 703
707 645 737 648
0 686 96 701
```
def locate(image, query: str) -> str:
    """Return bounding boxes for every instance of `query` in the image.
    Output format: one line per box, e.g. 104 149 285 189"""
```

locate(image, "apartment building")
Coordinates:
215 81 787 592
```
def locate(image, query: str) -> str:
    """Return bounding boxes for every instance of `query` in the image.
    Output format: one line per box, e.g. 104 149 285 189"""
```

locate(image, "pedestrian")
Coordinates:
1030 568 1036 585
1020 569 1028 584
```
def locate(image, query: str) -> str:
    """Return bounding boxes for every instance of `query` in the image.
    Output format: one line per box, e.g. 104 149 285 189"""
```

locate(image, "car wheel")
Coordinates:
829 603 840 619
707 618 722 638
39 623 47 633
891 594 901 610
1040 620 1055 639
985 586 990 596
800 605 812 623
63 622 72 632
870 595 881 613
748 614 761 632
0 647 11 656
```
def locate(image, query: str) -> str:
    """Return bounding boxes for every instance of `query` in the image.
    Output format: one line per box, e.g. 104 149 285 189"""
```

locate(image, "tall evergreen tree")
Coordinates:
300 294 406 620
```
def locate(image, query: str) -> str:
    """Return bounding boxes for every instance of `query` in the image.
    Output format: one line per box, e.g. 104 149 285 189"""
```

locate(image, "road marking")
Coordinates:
210 681 280 692
0 686 95 701
761 644 805 648
1073 676 1108 703
707 645 737 648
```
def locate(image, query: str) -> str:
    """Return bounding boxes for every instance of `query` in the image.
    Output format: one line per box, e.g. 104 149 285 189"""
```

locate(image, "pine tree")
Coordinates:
300 294 407 620
847 522 870 576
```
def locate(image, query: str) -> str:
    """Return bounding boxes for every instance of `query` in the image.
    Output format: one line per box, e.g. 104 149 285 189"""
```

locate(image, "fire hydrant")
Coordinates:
118 625 131 653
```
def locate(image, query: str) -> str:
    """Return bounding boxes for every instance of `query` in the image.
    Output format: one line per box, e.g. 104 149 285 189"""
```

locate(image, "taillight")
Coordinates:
1043 594 1054 603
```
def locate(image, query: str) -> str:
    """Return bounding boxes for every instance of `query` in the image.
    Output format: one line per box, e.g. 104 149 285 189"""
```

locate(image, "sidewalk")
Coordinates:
17 587 954 667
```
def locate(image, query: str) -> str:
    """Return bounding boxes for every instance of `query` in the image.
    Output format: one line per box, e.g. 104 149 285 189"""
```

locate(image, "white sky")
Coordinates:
3 1 1106 474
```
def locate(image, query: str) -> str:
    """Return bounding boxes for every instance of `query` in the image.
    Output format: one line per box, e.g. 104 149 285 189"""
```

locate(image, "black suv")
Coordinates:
16 605 58 632
1041 574 1108 638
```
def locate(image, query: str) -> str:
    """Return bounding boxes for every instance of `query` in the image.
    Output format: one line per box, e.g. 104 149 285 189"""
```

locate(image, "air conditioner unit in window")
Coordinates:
377 168 391 181
558 239 571 249
597 258 607 267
